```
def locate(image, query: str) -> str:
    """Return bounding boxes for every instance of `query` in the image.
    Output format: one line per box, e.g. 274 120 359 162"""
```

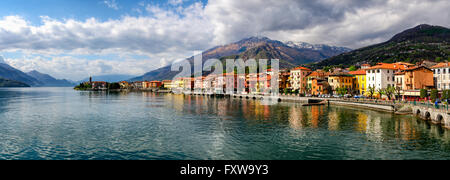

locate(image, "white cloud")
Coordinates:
168 0 184 6
103 0 119 10
0 0 449 80
204 0 450 47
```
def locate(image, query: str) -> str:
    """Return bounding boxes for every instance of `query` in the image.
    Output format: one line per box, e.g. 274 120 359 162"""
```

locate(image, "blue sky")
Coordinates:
0 0 207 24
0 0 448 81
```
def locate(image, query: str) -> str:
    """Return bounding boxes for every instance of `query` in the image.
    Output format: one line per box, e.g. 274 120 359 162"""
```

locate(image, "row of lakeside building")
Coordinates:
90 61 450 99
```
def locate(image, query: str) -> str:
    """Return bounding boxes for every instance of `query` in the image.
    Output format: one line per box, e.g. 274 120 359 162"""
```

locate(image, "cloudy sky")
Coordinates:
0 0 449 80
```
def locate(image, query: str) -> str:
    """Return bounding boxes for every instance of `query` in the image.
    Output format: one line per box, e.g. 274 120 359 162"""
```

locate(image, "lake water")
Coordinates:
0 87 449 160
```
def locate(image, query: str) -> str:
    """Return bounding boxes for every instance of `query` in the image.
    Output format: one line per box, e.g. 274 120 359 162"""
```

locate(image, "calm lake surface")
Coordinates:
0 87 449 160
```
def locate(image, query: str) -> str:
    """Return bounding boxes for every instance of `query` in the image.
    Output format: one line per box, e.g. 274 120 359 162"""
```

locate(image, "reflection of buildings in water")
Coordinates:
288 105 304 130
327 110 339 131
310 106 323 128
365 114 383 142
394 119 418 141
355 112 368 133
217 98 229 116
171 94 186 113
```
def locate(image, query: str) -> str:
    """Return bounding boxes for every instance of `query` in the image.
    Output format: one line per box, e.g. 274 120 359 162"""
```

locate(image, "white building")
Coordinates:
365 62 412 91
290 66 311 93
431 62 450 90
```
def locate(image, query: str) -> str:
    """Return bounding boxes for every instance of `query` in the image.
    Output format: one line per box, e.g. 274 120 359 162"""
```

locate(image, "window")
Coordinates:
387 70 390 73
392 77 395 81
377 70 380 73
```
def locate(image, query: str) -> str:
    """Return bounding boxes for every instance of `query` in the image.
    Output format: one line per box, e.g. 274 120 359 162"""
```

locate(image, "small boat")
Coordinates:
302 102 326 106
303 100 327 106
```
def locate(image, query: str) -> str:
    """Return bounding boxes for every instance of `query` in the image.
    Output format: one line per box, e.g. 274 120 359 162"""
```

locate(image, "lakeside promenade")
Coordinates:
183 92 450 129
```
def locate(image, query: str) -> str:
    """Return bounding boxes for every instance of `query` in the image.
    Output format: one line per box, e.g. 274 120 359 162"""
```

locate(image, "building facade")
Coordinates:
328 73 354 94
349 70 366 95
365 62 412 91
431 63 450 90
290 66 312 93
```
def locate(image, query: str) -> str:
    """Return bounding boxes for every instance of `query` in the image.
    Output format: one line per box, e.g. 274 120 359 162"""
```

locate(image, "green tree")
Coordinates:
442 90 449 101
349 65 357 71
430 89 439 102
395 86 402 100
368 86 375 99
385 86 395 100
377 88 385 99
420 89 428 99
108 83 121 90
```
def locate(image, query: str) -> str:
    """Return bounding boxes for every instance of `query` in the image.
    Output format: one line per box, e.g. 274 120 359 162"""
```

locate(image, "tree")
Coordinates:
377 88 385 99
385 86 395 100
430 89 439 102
395 86 402 100
368 86 375 99
336 87 348 96
108 83 121 90
349 65 357 71
420 89 428 99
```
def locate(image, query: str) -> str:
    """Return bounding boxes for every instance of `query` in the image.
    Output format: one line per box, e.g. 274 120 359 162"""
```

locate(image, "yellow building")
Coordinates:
349 70 366 95
328 73 354 94
162 80 174 89
173 78 185 90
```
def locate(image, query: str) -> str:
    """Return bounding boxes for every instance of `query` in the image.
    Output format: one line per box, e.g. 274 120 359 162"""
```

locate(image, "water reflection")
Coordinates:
1 88 450 159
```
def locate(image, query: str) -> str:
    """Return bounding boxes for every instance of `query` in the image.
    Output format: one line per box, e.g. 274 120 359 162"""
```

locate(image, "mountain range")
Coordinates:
0 77 30 87
0 62 42 86
130 36 351 81
0 58 74 87
26 70 75 87
314 24 450 68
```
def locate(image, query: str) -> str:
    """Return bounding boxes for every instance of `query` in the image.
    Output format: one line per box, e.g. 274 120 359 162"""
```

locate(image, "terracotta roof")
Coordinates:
307 71 330 77
362 64 371 66
395 71 405 75
366 63 410 70
329 73 354 77
404 66 431 71
291 66 312 71
431 62 450 69
349 70 366 75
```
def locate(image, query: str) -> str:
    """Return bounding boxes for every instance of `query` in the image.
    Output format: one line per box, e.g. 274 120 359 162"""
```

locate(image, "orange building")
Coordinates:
150 81 163 88
279 69 291 90
311 78 329 95
396 66 434 90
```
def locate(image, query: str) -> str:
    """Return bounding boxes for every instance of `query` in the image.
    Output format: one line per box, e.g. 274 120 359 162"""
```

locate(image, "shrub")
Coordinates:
420 89 428 99
430 89 438 102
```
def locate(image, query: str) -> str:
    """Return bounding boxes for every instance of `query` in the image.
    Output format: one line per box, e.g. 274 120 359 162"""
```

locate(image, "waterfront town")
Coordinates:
78 60 450 102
